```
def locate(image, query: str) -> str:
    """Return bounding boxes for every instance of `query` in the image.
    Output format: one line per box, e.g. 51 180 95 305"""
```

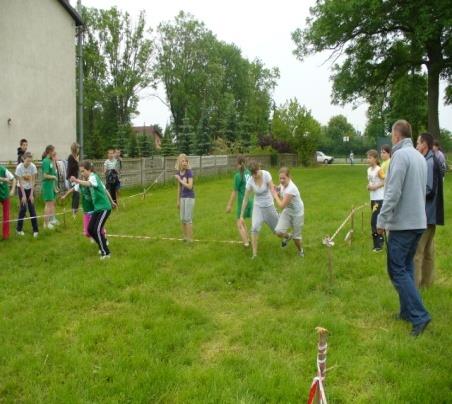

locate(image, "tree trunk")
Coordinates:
426 35 442 138
427 64 440 138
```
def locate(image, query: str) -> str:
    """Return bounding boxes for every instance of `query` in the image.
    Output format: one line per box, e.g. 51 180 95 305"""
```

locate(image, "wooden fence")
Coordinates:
2 153 298 192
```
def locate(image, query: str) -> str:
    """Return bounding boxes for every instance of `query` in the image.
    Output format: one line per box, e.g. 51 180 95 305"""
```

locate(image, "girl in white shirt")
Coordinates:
272 167 305 256
367 149 385 252
240 161 278 259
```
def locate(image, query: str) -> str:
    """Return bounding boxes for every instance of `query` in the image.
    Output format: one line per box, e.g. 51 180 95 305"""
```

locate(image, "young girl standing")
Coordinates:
175 154 195 242
71 161 115 259
380 144 391 178
41 145 58 229
240 161 278 258
272 167 305 256
226 156 253 247
0 164 16 240
15 152 39 237
367 150 385 252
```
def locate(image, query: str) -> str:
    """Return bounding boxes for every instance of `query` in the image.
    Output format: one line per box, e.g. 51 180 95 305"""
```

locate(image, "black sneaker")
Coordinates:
411 319 431 337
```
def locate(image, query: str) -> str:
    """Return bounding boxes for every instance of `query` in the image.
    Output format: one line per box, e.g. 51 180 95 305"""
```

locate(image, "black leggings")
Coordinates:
371 200 384 249
17 188 38 232
107 183 118 204
88 210 111 256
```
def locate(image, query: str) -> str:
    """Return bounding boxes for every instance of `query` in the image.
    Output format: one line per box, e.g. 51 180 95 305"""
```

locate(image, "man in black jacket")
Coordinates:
414 133 445 288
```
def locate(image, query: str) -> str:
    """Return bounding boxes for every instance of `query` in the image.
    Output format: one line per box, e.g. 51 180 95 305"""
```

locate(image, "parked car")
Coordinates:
316 151 334 164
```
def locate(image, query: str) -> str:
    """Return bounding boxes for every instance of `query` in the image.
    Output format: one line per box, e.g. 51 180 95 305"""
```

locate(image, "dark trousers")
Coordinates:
71 190 80 212
17 189 38 232
107 183 117 204
387 230 431 326
88 210 111 256
371 200 384 249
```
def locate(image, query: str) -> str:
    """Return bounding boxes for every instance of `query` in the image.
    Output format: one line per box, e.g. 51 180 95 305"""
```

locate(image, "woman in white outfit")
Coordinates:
240 161 279 259
272 167 305 256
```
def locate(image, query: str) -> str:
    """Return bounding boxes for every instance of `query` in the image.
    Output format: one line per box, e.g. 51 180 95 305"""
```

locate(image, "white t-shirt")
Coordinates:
367 166 384 200
3 168 14 181
246 170 274 207
104 158 118 171
15 163 37 190
280 180 304 216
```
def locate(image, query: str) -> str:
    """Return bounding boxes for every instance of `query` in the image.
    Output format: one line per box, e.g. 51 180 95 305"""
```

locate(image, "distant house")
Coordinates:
132 125 163 149
0 0 83 162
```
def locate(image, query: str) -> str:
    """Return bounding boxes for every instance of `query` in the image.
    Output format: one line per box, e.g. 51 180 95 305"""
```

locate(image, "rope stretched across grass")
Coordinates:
323 202 368 247
107 233 244 245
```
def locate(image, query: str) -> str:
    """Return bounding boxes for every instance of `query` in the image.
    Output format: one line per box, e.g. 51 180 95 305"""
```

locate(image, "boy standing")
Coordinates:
17 139 28 165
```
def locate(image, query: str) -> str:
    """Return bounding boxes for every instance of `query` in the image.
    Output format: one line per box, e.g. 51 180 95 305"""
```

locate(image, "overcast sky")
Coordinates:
72 0 452 132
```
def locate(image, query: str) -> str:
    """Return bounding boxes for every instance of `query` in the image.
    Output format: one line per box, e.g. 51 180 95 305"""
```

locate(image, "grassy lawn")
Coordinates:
1 166 450 403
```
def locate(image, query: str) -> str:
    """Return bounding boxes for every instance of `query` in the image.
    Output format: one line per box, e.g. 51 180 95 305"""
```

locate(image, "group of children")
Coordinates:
1 142 401 259
174 154 305 258
366 145 391 252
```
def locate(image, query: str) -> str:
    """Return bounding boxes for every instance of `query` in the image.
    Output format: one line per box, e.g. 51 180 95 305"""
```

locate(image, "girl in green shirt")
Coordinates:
71 161 116 259
41 145 58 230
226 156 253 247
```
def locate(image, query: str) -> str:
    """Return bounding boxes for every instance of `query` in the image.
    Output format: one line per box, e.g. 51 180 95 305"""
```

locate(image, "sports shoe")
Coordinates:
100 254 111 260
46 223 55 230
281 233 293 248
50 218 60 225
251 255 257 260
33 232 39 238
298 249 305 257
372 247 383 253
16 231 25 236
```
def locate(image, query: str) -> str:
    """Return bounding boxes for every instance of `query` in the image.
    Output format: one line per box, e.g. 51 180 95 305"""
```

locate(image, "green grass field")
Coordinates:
1 166 451 403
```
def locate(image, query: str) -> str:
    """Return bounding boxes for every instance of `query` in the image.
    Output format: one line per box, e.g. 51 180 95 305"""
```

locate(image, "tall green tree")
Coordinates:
160 125 177 156
194 109 211 155
178 111 194 154
80 6 155 155
292 0 452 137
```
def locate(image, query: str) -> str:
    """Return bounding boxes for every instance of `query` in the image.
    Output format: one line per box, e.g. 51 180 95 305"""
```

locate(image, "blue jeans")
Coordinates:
387 230 431 326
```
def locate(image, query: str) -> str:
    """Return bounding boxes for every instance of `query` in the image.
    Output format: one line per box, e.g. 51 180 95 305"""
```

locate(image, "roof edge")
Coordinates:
57 0 84 27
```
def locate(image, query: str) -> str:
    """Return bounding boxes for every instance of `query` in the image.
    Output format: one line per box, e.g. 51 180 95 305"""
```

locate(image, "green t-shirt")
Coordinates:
89 173 112 212
75 183 94 213
42 157 57 180
234 169 252 204
0 166 13 201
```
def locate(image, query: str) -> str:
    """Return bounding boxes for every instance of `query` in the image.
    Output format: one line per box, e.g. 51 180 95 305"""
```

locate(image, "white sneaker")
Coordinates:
33 232 39 238
100 254 111 260
298 249 305 257
47 223 55 230
90 238 96 244
16 231 25 236
50 218 60 225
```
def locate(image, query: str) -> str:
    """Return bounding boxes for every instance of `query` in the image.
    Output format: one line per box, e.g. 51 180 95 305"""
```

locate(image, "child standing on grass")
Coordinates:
380 144 391 178
15 152 39 237
367 149 385 252
104 149 120 206
272 167 305 257
0 164 17 240
240 161 279 259
71 161 115 259
226 156 253 247
41 145 59 230
175 154 195 242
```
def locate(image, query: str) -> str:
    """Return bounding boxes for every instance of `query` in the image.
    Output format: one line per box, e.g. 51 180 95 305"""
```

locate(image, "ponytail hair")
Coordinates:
249 160 260 175
279 166 291 177
42 145 55 160
80 160 95 172
237 155 246 181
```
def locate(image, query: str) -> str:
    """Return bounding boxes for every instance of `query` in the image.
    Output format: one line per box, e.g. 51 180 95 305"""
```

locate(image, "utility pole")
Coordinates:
77 0 84 158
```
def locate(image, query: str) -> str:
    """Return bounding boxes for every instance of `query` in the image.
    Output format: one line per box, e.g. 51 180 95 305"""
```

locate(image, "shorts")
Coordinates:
275 210 304 240
236 197 253 219
180 198 195 224
251 205 279 234
41 181 56 202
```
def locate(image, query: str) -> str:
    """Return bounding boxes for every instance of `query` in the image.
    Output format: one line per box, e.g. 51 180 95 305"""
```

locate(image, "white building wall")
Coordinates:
0 0 77 162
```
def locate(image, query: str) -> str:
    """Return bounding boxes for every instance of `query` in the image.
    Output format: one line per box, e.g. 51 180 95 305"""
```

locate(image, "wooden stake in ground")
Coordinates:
349 206 355 246
308 327 329 404
322 236 334 285
361 209 364 232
